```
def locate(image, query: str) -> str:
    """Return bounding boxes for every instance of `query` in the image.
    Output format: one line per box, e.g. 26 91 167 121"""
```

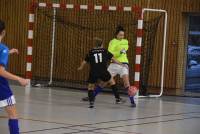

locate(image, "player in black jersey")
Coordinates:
78 38 125 108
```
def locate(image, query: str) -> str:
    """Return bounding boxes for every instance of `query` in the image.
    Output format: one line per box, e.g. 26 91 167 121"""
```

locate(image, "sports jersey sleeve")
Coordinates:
106 51 113 60
0 47 9 67
124 40 129 51
108 40 120 58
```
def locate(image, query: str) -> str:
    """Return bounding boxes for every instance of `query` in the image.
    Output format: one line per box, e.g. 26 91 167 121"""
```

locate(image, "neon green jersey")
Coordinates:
108 38 129 63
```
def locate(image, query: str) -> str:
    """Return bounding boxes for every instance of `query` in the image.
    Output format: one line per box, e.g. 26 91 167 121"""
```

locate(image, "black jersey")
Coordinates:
85 48 113 74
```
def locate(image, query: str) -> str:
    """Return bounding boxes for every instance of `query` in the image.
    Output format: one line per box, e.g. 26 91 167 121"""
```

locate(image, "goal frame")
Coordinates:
135 8 168 98
26 2 167 98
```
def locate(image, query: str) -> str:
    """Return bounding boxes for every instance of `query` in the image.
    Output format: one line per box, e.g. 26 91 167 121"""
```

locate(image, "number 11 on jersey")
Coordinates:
94 53 102 63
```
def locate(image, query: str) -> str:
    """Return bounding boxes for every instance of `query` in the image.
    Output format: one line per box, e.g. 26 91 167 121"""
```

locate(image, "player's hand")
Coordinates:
9 48 19 55
120 48 127 54
18 78 29 86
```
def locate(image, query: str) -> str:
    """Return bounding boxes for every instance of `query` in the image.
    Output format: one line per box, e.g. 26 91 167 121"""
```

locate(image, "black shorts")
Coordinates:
88 71 111 84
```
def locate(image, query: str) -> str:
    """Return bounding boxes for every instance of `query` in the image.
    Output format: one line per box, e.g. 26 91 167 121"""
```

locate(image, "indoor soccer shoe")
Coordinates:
89 102 94 108
116 98 126 104
82 97 89 101
131 102 136 108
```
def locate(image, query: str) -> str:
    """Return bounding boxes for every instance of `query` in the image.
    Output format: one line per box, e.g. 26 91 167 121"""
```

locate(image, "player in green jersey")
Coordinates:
107 26 136 107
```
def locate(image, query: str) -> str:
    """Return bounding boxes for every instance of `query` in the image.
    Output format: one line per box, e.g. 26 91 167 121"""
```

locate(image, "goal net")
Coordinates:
28 3 165 95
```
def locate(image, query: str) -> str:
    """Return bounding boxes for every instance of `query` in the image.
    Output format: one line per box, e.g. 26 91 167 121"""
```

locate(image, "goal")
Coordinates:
26 2 167 97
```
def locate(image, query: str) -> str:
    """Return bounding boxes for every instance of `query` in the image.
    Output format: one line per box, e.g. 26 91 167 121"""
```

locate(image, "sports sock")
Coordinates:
8 119 19 134
111 84 120 100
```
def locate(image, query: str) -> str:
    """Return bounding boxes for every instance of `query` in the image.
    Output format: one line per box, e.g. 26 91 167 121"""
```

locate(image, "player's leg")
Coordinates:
89 80 103 98
82 83 103 101
122 74 136 107
107 64 126 103
82 64 118 102
88 63 118 98
107 78 125 104
0 77 20 134
100 70 125 104
88 83 95 108
5 103 19 134
87 73 97 108
93 84 103 97
120 65 136 107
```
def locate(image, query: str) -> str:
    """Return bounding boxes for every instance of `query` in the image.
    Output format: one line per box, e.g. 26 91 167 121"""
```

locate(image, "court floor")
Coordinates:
0 85 200 134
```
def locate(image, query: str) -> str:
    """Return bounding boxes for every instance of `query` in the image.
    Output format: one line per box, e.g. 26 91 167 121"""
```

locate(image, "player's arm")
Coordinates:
77 60 87 71
0 48 28 86
107 51 123 66
0 66 28 86
120 40 129 54
124 40 129 51
78 53 90 71
111 57 123 65
107 51 128 68
108 40 120 58
9 48 19 55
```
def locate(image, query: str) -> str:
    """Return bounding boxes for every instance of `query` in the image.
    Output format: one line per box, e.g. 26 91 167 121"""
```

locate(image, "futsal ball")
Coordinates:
128 86 138 96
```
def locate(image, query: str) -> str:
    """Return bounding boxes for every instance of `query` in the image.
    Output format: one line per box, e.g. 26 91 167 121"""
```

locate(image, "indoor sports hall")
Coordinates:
0 0 200 134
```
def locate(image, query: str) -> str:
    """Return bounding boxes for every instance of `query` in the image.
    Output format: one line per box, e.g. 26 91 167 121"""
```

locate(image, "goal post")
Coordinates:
49 8 57 85
136 8 168 98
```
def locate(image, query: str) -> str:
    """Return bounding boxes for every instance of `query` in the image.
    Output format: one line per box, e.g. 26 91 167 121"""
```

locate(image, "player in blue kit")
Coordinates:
0 20 29 134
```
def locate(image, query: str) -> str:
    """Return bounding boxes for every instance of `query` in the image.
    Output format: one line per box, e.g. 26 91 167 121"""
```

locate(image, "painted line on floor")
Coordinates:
19 111 200 133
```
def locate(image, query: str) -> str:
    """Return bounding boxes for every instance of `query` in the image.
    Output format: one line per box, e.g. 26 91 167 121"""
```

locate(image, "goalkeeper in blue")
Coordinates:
0 20 29 134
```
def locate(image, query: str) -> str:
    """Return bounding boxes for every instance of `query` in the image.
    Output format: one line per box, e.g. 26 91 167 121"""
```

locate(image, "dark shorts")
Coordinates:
88 70 111 84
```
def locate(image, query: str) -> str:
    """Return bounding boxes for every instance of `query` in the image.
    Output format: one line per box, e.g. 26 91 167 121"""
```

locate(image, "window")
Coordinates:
185 15 200 92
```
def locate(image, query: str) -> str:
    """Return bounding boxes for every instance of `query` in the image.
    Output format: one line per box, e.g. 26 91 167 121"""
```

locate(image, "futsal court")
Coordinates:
1 0 200 134
0 85 199 134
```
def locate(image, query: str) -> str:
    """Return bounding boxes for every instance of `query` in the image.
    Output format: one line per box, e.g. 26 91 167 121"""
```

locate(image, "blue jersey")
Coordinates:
0 43 13 101
0 43 9 67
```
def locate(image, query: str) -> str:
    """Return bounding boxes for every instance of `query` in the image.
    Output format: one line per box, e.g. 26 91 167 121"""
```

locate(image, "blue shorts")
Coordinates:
0 76 16 107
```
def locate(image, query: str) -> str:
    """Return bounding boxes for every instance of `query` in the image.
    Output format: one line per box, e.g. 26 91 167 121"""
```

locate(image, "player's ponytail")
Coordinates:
0 20 5 34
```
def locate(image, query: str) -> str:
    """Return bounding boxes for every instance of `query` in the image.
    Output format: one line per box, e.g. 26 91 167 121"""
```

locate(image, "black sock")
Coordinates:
111 85 120 100
88 90 95 103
